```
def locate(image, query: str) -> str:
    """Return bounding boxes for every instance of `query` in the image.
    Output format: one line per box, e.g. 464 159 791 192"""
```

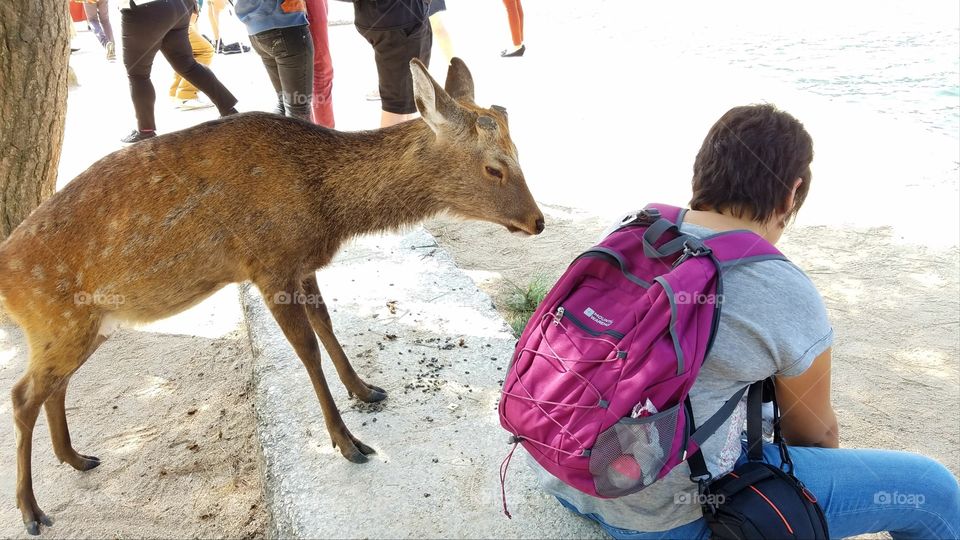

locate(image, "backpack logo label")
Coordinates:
583 307 613 327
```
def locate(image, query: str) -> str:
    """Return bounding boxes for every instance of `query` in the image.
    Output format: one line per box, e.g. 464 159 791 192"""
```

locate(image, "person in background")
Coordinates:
76 0 116 60
236 0 314 121
169 5 216 110
352 0 431 127
428 0 454 63
120 0 239 143
500 0 524 57
304 0 335 127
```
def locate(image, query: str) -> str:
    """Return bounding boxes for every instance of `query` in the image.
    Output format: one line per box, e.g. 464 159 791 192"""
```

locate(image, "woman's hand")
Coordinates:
776 348 840 448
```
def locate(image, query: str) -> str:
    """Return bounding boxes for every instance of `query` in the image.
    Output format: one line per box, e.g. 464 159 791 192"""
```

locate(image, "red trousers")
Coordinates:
304 0 335 127
503 0 524 47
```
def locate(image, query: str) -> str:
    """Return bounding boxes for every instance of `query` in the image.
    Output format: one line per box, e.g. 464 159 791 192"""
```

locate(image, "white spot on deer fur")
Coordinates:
249 166 264 176
98 315 120 337
7 259 22 271
56 263 69 274
62 310 73 320
31 265 45 280
150 175 164 184
109 220 120 231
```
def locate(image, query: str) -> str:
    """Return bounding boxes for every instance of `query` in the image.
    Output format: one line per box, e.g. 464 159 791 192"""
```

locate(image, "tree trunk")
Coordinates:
0 0 70 240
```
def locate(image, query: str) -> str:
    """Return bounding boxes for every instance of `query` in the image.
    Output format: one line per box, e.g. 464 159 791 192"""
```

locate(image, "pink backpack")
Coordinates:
498 204 786 511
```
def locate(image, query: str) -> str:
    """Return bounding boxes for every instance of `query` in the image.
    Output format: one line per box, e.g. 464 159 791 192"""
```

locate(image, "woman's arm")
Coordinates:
775 348 839 448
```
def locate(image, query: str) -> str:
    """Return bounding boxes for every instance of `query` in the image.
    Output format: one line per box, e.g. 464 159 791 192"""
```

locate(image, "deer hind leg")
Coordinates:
43 334 107 473
301 274 386 403
258 279 376 463
13 321 104 535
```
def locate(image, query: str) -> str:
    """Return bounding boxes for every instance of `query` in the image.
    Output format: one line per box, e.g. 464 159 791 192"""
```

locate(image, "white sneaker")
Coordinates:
176 97 214 110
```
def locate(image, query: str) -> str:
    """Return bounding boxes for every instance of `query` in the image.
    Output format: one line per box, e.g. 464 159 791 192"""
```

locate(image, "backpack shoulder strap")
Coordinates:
701 230 788 267
643 203 687 225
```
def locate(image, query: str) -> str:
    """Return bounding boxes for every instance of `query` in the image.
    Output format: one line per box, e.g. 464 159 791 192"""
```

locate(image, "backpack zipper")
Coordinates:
553 307 565 325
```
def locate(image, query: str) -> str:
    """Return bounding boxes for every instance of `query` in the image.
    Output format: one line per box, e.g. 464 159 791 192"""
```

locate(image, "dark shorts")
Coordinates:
360 20 432 115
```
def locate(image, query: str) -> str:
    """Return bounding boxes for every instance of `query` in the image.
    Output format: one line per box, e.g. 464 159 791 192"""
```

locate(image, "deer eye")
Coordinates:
485 166 504 179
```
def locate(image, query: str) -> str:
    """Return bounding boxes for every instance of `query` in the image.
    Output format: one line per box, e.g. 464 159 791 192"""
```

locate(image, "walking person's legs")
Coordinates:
248 31 286 115
362 19 431 128
97 0 116 60
159 6 238 116
121 2 175 139
96 0 115 45
500 0 524 57
269 25 314 122
83 2 108 46
207 0 225 43
304 0 334 127
171 15 216 104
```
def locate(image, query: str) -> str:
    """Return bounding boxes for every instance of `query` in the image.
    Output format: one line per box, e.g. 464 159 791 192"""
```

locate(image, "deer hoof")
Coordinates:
355 439 376 456
24 514 53 536
365 386 387 403
339 437 376 463
345 449 370 464
78 454 101 471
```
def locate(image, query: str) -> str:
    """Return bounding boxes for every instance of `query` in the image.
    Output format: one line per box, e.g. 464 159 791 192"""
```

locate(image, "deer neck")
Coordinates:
324 120 454 241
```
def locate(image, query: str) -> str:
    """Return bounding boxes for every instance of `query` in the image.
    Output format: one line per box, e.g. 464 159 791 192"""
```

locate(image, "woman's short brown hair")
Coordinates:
690 104 813 224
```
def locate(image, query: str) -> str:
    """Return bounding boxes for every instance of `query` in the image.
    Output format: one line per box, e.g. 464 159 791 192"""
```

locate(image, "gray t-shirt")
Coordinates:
530 221 834 532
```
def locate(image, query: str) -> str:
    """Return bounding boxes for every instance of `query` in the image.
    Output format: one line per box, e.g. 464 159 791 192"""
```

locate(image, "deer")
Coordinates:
0 58 544 535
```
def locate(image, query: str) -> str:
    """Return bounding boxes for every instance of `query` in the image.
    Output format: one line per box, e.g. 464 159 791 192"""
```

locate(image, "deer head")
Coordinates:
410 58 545 236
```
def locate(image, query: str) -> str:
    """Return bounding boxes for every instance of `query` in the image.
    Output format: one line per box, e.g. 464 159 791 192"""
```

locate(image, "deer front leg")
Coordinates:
301 274 387 403
260 281 375 463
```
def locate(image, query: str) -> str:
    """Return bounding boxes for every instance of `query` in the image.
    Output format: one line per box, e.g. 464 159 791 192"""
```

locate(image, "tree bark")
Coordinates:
0 0 70 240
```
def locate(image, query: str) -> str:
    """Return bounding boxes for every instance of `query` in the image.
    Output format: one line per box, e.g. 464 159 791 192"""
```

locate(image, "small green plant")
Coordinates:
503 275 552 337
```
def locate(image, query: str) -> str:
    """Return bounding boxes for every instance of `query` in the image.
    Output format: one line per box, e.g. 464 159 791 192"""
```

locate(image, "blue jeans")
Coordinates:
559 441 960 539
249 24 314 122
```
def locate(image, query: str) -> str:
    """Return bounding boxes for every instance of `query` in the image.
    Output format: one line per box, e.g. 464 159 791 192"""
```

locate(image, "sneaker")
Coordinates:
105 41 116 61
217 40 249 55
176 97 214 110
500 44 526 57
120 130 156 143
365 89 381 101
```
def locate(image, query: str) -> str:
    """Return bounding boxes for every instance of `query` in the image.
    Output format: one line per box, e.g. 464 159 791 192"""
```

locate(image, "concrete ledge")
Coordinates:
240 228 604 539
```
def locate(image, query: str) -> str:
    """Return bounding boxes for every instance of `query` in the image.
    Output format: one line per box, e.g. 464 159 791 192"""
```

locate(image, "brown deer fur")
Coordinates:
0 58 544 535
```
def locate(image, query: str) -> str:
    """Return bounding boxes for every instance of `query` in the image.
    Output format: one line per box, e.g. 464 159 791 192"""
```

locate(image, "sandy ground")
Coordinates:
0 321 266 539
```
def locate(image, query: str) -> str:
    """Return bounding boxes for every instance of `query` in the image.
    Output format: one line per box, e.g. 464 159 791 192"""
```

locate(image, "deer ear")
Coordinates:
443 57 475 103
410 58 464 134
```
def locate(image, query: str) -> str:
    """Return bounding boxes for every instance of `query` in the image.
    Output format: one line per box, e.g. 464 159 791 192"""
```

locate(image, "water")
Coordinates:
611 1 960 142
725 29 960 141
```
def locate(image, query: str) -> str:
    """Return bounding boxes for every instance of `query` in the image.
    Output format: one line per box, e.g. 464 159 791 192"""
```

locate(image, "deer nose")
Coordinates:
535 218 545 234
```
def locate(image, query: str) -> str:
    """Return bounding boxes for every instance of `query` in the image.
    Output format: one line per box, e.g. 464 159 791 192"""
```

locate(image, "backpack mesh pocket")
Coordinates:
589 402 681 497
